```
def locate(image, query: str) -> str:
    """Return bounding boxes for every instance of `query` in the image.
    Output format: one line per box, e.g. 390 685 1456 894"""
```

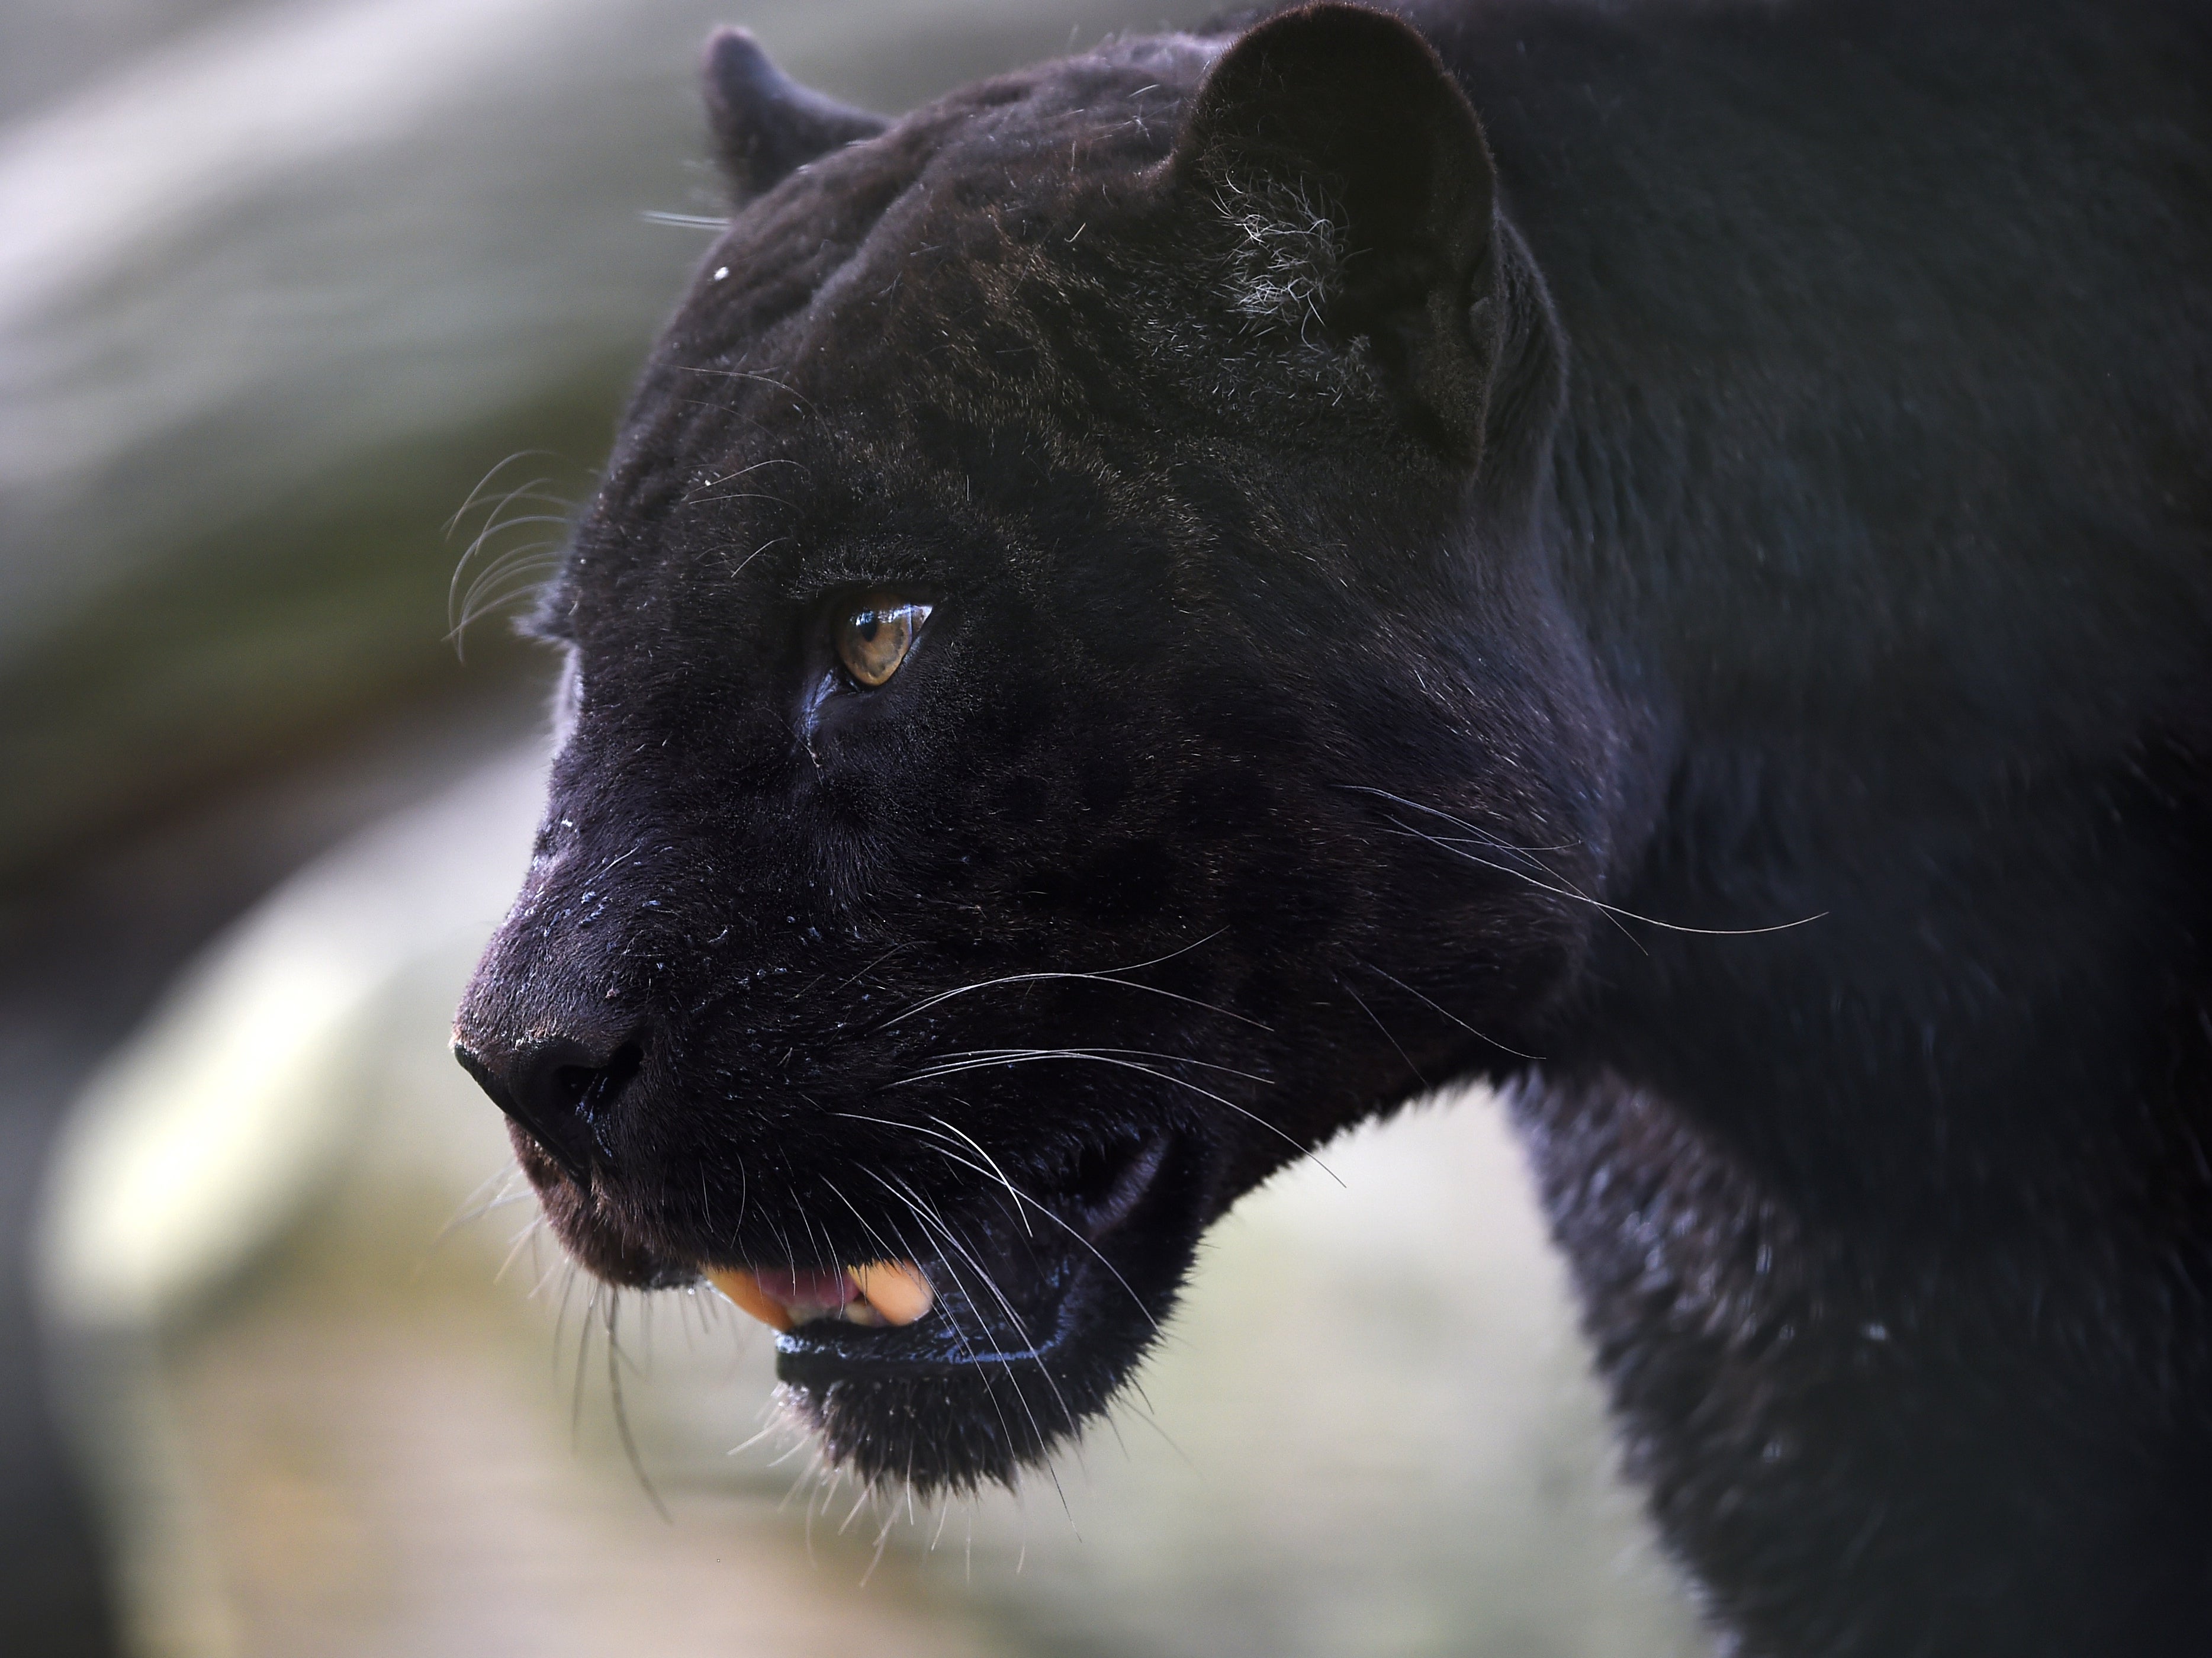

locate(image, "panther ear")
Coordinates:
1173 4 1499 460
703 28 890 202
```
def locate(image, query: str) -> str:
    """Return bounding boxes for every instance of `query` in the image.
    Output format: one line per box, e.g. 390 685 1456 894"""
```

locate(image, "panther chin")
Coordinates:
508 1116 1213 1492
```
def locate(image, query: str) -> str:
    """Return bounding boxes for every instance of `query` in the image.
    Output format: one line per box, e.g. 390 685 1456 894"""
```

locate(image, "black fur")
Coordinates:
702 28 890 199
455 4 2212 1651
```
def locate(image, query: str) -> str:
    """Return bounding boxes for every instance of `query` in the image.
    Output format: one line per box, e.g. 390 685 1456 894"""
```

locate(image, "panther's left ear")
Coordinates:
1173 3 1499 460
703 28 891 203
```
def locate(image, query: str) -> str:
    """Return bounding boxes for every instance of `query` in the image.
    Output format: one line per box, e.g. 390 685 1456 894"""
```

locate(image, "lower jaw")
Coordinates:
771 1262 1168 1494
773 1184 1216 1491
779 1349 1096 1493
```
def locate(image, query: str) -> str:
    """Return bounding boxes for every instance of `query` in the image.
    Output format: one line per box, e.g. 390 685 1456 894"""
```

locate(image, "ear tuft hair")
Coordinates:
1216 173 1345 338
703 28 890 202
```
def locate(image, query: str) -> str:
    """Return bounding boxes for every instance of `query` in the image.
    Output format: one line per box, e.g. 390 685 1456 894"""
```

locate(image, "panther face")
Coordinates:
455 4 1621 1493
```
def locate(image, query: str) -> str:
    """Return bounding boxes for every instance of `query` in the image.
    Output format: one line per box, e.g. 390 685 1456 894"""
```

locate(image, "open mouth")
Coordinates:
700 1127 1204 1491
705 1258 938 1331
706 1128 1174 1369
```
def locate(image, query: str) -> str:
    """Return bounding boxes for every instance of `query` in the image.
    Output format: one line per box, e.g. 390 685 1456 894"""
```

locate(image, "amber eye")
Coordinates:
835 592 931 687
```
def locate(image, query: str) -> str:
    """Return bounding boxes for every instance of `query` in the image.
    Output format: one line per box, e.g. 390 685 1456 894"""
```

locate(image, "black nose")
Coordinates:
454 1034 642 1185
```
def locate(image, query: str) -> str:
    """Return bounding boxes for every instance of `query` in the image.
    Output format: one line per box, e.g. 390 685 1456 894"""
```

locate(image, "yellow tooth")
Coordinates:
704 1267 793 1332
848 1261 934 1325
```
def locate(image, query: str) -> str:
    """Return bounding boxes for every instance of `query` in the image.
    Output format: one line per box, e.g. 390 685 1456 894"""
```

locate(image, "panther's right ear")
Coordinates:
1172 4 1500 463
703 29 890 203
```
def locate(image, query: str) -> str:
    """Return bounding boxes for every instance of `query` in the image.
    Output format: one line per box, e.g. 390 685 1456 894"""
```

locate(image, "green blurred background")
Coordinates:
2 2 1706 1653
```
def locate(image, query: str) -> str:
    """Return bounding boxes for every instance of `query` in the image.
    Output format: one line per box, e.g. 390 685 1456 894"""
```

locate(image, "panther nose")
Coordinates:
454 1032 642 1185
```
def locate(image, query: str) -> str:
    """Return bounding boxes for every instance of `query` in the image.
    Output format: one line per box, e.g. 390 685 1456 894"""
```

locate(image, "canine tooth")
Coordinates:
704 1267 793 1332
848 1261 934 1325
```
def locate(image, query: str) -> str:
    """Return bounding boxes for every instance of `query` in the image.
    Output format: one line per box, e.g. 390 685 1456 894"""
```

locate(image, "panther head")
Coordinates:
454 2 1622 1495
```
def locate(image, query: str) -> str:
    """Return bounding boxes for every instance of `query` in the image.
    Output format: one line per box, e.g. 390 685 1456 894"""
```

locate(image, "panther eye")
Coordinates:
835 592 931 687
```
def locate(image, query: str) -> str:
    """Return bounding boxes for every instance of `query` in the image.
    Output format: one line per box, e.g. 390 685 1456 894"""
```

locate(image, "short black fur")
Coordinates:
456 4 2212 1651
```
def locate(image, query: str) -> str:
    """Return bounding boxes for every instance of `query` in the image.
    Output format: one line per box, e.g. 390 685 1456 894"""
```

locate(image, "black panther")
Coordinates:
452 2 2212 1650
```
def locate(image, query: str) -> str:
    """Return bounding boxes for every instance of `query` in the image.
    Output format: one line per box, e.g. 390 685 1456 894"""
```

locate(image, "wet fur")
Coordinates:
458 3 2212 1652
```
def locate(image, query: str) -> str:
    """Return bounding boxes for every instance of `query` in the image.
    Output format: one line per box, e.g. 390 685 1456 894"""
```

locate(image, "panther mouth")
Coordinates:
475 1034 1226 1490
705 1259 938 1331
708 1127 1206 1492
739 1129 1171 1365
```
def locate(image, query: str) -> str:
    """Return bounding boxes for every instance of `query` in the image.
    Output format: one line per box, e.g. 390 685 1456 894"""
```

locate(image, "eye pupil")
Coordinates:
836 592 930 687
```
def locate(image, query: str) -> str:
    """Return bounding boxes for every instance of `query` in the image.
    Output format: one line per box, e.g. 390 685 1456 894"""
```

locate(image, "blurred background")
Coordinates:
3 1 1708 1652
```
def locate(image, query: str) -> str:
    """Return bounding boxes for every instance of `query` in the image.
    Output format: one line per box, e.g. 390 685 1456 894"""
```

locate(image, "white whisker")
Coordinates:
888 1048 1340 1185
878 930 1266 1032
1344 785 1828 936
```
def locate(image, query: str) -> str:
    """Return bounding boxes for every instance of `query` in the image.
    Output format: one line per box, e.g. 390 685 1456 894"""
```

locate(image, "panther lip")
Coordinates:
704 1131 1174 1346
765 1129 1184 1374
705 1261 934 1332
